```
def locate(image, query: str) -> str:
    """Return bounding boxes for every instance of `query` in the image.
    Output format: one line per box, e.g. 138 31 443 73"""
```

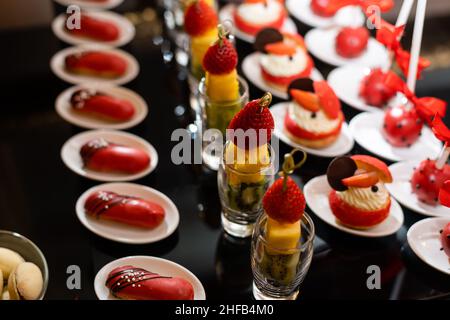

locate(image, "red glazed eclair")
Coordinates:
71 89 135 121
80 138 150 174
65 51 127 78
85 191 164 228
66 14 120 42
106 266 194 300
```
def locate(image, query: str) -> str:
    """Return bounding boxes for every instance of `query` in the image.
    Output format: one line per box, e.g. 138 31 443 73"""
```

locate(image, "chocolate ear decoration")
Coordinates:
327 156 357 191
287 78 315 98
254 28 283 53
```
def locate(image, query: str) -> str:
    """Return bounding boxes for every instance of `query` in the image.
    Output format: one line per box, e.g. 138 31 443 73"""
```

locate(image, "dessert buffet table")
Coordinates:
1 1 450 300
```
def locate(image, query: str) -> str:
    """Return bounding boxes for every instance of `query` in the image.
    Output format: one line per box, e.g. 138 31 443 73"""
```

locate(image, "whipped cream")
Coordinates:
287 101 341 134
236 0 283 25
260 49 308 77
337 182 390 211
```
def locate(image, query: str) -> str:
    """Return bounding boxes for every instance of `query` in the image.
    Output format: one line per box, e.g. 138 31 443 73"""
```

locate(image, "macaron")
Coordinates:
8 262 44 300
0 247 25 279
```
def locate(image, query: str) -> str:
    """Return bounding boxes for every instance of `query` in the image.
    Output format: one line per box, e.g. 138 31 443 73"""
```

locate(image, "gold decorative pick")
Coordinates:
259 92 272 112
280 149 307 191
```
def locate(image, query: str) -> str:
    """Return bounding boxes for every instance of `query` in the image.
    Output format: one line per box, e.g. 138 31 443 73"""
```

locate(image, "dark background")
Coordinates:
0 0 449 300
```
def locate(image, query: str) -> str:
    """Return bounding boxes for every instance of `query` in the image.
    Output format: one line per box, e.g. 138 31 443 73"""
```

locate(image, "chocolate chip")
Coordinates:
416 184 421 189
311 112 317 119
371 185 379 192
254 28 283 53
326 156 357 191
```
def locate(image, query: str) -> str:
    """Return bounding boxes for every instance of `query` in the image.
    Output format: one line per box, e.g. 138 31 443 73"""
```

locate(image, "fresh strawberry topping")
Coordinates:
313 80 341 119
184 0 218 36
203 37 238 74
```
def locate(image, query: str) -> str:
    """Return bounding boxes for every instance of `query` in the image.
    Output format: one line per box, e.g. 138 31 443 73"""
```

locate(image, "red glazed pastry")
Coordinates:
336 27 369 58
440 222 450 258
411 159 450 206
66 13 120 42
439 181 450 208
359 68 396 107
80 138 150 174
234 0 286 36
326 155 392 229
105 266 194 300
65 51 127 78
382 105 423 148
255 29 314 91
284 78 344 149
85 191 165 228
71 89 135 121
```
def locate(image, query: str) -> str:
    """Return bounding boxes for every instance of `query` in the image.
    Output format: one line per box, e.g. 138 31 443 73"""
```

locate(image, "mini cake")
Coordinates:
327 155 393 229
335 26 369 58
283 78 344 149
254 28 314 91
65 51 127 78
359 68 396 107
65 12 120 42
234 0 286 36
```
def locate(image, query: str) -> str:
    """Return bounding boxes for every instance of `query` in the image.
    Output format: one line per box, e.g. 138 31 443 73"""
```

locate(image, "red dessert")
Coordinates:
311 0 394 17
255 29 314 91
85 191 165 228
439 181 450 207
80 138 150 174
233 0 286 36
66 13 120 42
359 68 396 107
71 89 135 121
284 78 344 149
440 222 450 258
105 266 194 300
335 27 369 58
327 155 392 229
65 51 127 78
411 159 450 206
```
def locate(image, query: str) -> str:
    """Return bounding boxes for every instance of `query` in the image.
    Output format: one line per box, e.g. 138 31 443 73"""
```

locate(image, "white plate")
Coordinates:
407 218 450 275
242 52 323 100
52 11 135 47
219 4 297 43
61 129 158 181
76 182 179 244
53 0 124 10
271 102 354 157
387 161 450 217
286 0 365 28
50 45 139 85
304 175 404 237
94 256 206 300
305 27 389 68
349 112 442 162
55 84 148 130
328 65 385 113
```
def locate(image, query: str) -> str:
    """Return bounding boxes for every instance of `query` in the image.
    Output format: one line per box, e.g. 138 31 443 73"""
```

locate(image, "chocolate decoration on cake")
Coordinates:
254 28 283 53
327 156 357 191
80 138 109 164
287 78 315 99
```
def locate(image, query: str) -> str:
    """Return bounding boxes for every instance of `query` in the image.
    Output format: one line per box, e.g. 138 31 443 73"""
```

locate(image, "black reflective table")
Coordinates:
1 1 449 300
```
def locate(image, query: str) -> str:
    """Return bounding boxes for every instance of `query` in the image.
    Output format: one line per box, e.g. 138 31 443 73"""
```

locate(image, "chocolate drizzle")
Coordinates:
105 267 172 296
85 191 135 218
80 138 109 164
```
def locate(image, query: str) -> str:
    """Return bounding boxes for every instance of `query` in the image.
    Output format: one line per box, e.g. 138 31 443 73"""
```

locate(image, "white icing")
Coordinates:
236 0 283 25
337 182 390 211
287 101 340 134
260 49 308 77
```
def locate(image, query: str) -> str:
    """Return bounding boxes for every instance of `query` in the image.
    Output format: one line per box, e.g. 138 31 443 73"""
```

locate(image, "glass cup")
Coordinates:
251 212 315 300
198 76 249 171
218 141 275 237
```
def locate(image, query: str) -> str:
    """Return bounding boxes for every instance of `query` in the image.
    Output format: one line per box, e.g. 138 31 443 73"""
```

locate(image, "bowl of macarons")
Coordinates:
0 230 48 300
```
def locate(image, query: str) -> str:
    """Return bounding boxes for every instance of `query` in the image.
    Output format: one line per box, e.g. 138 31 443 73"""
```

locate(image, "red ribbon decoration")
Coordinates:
385 73 447 124
431 114 450 144
371 18 431 79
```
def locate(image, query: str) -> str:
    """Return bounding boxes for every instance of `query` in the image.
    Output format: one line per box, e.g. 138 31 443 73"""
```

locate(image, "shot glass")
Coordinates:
251 212 315 300
218 141 275 237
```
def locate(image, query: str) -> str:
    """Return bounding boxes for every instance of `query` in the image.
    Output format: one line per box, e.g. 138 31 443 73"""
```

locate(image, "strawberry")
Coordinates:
410 159 450 205
227 92 274 149
263 149 307 223
202 37 238 75
335 27 369 58
263 176 306 223
382 105 423 147
184 0 218 37
313 80 341 119
359 68 396 107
